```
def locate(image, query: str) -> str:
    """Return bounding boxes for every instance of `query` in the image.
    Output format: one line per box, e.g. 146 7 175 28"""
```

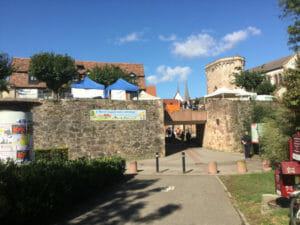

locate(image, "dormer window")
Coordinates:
28 75 39 84
129 73 138 85
77 65 85 70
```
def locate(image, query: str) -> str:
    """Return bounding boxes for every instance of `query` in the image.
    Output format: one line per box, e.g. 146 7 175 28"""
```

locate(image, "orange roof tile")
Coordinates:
146 86 157 97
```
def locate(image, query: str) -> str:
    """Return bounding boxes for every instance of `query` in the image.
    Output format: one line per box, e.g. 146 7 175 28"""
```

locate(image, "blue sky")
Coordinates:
0 0 294 98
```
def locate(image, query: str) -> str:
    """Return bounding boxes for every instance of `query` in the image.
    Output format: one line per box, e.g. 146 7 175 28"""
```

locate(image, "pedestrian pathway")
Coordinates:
128 147 263 175
55 175 242 225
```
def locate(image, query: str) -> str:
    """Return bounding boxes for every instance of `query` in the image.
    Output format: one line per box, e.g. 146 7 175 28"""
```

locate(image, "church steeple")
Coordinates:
174 84 183 101
184 81 190 101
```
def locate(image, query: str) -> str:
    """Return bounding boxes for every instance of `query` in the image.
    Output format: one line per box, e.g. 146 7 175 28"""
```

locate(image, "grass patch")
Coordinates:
220 171 289 225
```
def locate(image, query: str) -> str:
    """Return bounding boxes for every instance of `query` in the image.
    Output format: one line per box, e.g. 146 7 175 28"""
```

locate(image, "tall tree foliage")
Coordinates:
28 52 78 99
279 0 300 51
282 57 300 126
87 65 131 87
231 70 276 94
0 53 14 92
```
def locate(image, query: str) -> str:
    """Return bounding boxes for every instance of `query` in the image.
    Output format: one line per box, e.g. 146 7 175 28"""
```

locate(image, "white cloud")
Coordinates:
247 26 261 35
172 34 216 59
158 34 177 41
171 26 261 59
146 65 192 85
118 32 140 44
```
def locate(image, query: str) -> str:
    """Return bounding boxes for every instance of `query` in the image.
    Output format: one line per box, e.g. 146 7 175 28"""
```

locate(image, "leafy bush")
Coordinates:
34 146 68 161
255 80 276 95
0 157 125 225
259 105 296 166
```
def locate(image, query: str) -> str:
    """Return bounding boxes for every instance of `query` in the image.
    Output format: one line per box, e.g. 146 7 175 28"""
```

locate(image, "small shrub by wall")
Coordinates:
34 146 68 161
0 157 125 225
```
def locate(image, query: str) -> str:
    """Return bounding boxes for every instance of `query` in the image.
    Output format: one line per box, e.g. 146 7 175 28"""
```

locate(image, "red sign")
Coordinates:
17 151 29 160
12 125 26 134
280 161 300 175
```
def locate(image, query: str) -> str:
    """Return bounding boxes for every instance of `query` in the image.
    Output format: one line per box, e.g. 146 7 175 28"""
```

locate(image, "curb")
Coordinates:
215 175 250 225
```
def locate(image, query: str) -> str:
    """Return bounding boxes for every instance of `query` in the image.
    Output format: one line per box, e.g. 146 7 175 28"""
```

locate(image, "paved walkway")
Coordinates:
55 175 242 225
55 148 262 225
129 147 263 175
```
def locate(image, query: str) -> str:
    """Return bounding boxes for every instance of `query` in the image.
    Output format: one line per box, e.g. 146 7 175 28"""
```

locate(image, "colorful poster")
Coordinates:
90 110 146 121
0 121 33 162
251 123 264 143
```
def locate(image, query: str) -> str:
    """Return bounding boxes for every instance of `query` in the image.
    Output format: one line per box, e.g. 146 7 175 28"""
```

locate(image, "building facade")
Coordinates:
5 57 146 99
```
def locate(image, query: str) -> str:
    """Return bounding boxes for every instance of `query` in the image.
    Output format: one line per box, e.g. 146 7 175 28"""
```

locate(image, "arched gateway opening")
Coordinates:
164 109 207 155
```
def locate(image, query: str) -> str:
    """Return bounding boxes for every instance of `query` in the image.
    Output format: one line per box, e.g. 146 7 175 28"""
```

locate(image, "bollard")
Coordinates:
128 161 137 174
182 152 186 174
208 161 218 174
262 159 272 171
156 152 159 173
237 161 247 174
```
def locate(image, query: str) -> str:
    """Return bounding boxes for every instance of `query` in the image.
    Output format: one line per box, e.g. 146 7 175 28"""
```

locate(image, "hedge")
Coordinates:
34 146 69 161
0 157 125 225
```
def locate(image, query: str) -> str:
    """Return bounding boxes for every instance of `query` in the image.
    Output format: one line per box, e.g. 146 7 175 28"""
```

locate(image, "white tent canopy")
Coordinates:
133 91 160 100
204 87 256 98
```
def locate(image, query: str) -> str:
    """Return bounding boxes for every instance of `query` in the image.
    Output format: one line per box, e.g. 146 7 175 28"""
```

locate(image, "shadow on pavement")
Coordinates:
165 141 199 156
55 174 181 225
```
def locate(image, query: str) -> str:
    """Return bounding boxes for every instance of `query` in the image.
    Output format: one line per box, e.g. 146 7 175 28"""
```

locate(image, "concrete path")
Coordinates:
132 147 263 175
55 175 242 225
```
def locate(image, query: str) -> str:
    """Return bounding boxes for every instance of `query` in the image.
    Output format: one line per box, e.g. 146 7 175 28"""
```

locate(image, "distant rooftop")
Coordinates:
247 54 295 73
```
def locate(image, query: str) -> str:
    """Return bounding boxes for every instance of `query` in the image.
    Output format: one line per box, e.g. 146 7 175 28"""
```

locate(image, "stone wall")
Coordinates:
203 99 253 152
31 99 165 159
205 56 245 94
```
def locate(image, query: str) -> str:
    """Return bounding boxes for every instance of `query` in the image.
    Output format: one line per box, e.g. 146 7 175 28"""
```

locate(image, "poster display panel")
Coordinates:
0 111 33 162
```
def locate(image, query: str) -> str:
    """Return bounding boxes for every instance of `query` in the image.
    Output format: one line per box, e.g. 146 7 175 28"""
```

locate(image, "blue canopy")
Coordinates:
105 78 139 97
71 77 104 89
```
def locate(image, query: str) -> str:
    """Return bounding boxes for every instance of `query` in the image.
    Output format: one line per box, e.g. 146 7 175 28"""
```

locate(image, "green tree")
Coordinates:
28 52 78 99
0 53 15 92
260 105 296 166
282 57 300 126
87 64 131 87
283 58 300 110
279 0 300 51
255 80 277 95
231 70 265 92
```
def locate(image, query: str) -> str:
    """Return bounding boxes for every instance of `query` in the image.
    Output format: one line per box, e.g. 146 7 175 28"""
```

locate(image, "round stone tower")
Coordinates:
205 56 245 94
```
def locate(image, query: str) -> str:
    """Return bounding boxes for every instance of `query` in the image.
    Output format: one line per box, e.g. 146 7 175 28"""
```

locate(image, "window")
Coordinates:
129 73 138 86
28 76 39 84
72 75 80 82
279 73 283 84
275 74 278 85
77 65 85 70
267 76 271 83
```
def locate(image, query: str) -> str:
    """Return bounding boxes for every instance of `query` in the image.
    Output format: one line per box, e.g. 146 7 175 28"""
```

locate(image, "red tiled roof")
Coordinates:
163 99 181 105
146 86 157 97
10 57 146 89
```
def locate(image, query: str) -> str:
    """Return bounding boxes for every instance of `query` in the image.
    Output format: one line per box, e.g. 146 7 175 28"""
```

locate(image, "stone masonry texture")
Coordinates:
203 99 273 153
30 99 165 159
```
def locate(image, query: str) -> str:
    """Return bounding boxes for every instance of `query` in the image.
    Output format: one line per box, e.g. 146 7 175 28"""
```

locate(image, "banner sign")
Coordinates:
90 110 146 121
251 123 263 143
